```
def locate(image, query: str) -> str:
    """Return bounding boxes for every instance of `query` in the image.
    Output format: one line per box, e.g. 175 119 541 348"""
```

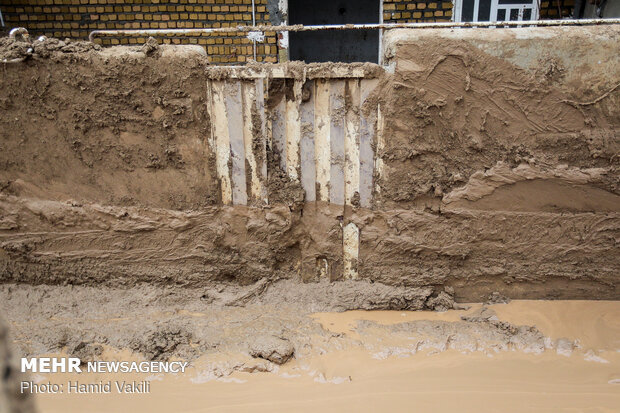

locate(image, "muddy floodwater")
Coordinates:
25 300 620 413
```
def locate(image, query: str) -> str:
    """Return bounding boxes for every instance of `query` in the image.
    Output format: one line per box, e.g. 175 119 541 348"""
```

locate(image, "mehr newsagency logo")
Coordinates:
20 356 188 394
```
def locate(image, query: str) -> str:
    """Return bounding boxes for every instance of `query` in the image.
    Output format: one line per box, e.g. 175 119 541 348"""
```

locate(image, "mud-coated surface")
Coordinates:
2 290 619 413
0 26 619 301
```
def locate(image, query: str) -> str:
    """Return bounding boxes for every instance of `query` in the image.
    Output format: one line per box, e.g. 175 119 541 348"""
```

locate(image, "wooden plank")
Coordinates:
241 81 265 204
209 81 232 205
375 102 385 198
300 80 316 202
329 80 346 206
344 79 361 206
225 81 247 205
314 79 331 202
285 79 303 181
254 78 268 204
271 92 287 173
343 222 360 280
359 78 379 208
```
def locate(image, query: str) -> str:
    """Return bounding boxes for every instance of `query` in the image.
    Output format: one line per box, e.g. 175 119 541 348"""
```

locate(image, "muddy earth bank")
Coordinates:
0 26 619 307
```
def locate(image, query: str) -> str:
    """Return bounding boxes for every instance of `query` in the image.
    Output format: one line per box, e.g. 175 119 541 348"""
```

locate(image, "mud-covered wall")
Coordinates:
0 25 618 302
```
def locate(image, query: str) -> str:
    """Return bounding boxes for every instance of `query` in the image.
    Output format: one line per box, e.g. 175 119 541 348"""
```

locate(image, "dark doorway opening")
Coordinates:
288 0 380 63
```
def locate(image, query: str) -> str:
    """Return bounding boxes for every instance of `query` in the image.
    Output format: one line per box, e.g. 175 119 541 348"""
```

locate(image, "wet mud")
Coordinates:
0 25 619 306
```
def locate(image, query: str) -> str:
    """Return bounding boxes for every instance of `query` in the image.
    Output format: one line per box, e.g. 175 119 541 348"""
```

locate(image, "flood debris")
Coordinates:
248 336 295 365
485 292 511 305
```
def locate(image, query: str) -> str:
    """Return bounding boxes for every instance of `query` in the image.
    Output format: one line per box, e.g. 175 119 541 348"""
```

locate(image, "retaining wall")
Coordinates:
0 24 618 301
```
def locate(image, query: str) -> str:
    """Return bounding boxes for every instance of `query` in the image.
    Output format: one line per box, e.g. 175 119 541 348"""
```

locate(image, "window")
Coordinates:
287 0 380 63
454 0 540 22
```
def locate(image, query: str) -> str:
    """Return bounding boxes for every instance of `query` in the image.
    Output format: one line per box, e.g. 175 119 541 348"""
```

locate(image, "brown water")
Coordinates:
35 301 620 413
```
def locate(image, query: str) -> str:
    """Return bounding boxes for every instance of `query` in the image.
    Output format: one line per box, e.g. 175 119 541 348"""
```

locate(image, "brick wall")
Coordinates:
540 0 574 18
1 0 278 64
1 0 578 64
383 1 453 22
382 0 574 22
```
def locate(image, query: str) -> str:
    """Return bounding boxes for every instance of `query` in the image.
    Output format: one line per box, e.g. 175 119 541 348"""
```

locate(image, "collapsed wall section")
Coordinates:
0 25 618 302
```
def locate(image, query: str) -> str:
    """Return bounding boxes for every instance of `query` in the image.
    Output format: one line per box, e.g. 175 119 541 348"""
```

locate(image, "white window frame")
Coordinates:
452 0 540 22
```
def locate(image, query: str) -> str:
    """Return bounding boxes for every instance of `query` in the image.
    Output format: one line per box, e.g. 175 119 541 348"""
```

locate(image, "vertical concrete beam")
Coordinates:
209 81 233 205
225 82 248 206
344 79 361 206
359 78 379 208
343 222 359 280
285 79 303 181
314 79 331 202
300 80 316 202
329 80 346 206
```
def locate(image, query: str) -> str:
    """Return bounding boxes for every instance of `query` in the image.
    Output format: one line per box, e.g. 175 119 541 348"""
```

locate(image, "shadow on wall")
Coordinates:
578 0 620 18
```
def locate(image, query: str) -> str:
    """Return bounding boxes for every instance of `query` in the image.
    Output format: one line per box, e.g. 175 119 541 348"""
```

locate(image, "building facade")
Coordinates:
1 0 580 64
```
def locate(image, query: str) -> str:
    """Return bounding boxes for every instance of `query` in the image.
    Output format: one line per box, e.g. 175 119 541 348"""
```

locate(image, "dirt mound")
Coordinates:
0 36 100 62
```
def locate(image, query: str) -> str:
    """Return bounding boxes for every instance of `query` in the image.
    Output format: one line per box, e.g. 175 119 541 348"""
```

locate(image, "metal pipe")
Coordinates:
378 0 383 65
89 18 620 42
251 0 256 61
9 27 29 39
